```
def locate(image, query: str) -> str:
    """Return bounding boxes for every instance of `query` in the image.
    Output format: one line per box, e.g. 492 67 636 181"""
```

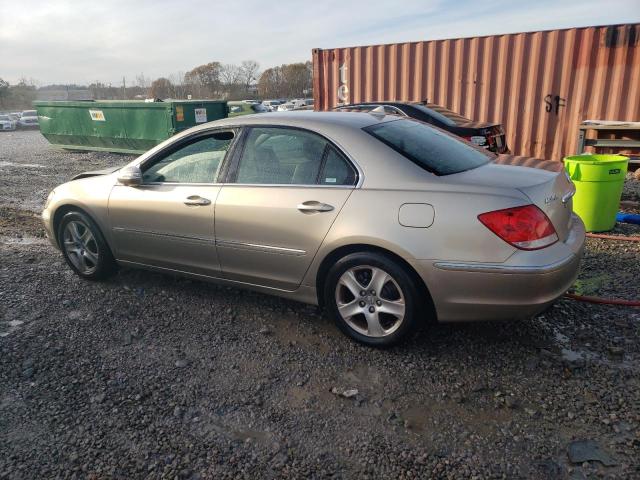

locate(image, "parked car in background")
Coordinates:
334 102 509 153
293 98 314 108
42 111 583 347
293 104 314 111
0 114 16 131
277 102 296 112
263 100 285 111
18 110 39 129
228 101 268 117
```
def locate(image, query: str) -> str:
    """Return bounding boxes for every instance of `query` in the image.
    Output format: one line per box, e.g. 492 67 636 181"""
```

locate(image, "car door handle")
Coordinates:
184 195 211 206
297 201 334 213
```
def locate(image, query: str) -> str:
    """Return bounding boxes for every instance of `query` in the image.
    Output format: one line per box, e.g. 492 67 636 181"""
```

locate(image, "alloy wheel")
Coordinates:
334 265 405 338
62 220 99 275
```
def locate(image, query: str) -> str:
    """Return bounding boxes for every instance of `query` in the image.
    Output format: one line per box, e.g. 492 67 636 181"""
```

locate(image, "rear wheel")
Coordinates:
58 211 117 280
324 252 421 347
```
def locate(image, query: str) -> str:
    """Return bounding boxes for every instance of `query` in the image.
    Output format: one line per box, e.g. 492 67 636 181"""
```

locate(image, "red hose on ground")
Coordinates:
586 233 640 242
564 293 640 307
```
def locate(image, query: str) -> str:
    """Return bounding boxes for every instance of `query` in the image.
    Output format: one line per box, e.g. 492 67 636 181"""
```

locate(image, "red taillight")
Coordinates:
478 205 558 250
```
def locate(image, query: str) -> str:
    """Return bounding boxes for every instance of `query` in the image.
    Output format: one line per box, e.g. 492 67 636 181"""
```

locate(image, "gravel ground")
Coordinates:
1 130 639 479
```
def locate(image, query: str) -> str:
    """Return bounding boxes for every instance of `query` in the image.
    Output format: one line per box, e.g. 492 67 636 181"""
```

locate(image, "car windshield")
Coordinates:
0 115 10 121
364 118 493 175
22 110 37 116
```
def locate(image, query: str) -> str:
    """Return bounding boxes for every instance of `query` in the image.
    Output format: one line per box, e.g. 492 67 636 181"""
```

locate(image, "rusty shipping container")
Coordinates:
313 24 640 161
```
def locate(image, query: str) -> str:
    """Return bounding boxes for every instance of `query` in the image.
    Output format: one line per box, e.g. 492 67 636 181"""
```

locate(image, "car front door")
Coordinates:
215 126 359 291
108 130 236 277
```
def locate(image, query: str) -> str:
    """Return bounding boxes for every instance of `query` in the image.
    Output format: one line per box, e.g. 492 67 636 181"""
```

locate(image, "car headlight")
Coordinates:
44 190 56 209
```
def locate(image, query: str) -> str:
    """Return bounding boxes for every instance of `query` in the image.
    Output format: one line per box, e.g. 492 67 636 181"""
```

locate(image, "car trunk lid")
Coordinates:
452 164 575 242
515 168 575 241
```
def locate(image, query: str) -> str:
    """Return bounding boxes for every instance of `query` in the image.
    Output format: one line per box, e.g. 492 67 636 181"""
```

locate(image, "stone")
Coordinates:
567 440 618 466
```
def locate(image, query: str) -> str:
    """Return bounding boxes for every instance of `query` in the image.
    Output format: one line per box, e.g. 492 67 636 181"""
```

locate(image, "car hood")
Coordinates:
71 166 121 180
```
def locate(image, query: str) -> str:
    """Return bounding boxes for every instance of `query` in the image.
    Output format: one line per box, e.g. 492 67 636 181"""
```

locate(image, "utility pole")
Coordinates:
122 76 126 100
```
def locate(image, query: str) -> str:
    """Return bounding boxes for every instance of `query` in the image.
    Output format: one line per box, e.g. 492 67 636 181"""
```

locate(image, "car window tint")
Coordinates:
320 147 357 186
142 133 233 183
235 127 328 185
415 104 472 126
364 119 492 175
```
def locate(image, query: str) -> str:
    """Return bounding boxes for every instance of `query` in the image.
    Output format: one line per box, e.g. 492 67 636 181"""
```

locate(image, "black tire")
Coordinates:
57 210 117 280
324 251 422 347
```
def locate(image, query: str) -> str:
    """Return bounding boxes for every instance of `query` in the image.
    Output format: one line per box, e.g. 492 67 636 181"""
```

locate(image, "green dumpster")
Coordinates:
564 154 629 232
34 100 228 154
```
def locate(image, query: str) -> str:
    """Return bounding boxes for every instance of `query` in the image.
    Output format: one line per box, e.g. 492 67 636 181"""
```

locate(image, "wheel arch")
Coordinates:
51 204 108 249
315 243 436 320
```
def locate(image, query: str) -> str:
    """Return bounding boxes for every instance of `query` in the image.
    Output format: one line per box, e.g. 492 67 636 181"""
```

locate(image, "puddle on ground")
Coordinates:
342 364 383 387
0 235 47 246
0 161 46 169
191 413 274 445
560 346 637 370
271 311 335 354
561 348 598 363
370 394 514 443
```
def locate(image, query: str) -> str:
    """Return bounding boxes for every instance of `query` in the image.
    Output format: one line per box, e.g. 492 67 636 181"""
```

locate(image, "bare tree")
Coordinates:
150 77 173 99
168 72 187 99
135 73 149 90
220 64 241 86
184 62 222 98
240 60 260 93
257 61 311 99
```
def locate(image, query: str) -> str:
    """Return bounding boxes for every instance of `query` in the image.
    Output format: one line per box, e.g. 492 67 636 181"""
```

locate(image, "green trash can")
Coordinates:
564 154 629 232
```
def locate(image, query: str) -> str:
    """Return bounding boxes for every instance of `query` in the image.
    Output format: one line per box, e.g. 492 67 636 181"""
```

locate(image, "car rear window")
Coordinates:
411 104 472 127
364 118 492 175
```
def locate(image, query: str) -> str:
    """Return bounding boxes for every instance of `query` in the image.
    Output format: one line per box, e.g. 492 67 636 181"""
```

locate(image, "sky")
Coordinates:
1 0 639 86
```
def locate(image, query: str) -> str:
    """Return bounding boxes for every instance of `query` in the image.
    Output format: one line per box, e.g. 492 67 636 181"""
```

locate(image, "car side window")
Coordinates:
320 147 357 186
142 131 234 184
234 127 328 185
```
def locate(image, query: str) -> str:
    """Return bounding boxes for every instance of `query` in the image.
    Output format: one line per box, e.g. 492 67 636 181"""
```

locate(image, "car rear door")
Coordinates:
108 130 237 276
214 126 359 290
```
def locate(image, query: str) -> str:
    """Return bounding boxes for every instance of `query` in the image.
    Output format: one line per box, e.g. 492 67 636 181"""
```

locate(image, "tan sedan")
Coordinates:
42 112 585 346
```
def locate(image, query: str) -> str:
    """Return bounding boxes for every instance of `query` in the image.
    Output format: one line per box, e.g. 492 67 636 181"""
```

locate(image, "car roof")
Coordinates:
202 111 397 130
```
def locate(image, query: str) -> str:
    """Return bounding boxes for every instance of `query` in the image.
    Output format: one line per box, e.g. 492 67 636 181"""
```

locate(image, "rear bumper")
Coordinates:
421 214 585 322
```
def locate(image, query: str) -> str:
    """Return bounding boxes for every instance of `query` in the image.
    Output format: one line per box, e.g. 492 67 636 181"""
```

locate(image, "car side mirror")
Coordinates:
117 166 142 186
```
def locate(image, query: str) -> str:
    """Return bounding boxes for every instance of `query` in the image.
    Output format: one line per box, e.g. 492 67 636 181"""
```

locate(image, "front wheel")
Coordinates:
58 211 117 280
324 252 422 347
